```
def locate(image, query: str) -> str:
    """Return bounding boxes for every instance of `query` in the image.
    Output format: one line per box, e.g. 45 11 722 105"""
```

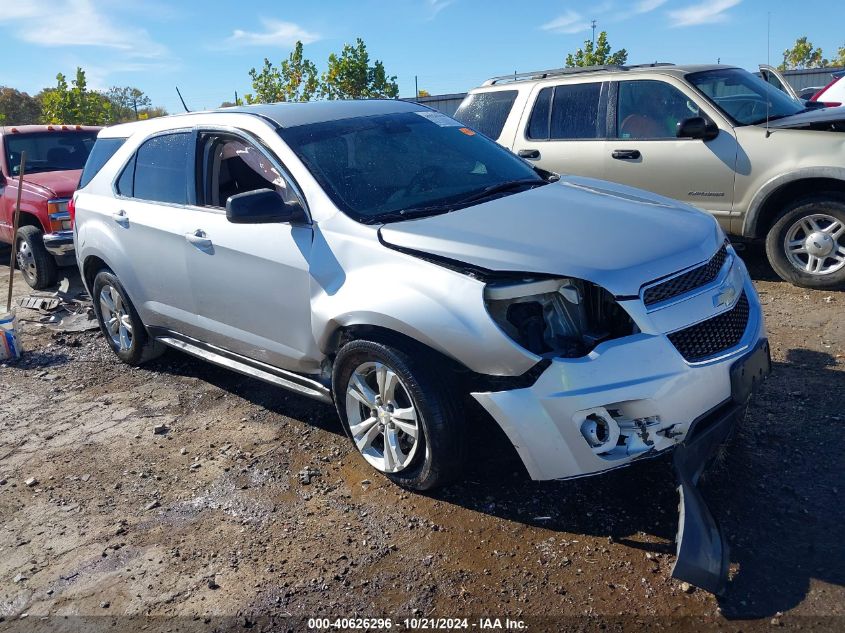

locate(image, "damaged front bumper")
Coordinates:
470 276 769 592
672 337 771 594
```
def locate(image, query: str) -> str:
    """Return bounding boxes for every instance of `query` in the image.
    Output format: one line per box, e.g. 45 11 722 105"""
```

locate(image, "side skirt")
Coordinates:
148 328 332 404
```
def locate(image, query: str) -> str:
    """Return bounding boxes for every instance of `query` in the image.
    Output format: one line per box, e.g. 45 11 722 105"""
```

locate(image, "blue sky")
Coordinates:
0 0 842 113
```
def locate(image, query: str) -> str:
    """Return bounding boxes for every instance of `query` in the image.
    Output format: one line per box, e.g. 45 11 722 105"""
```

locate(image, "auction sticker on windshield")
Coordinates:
414 110 461 126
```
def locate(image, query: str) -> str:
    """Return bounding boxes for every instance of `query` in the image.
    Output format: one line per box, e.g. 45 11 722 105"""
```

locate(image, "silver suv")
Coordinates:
456 63 845 289
74 101 770 592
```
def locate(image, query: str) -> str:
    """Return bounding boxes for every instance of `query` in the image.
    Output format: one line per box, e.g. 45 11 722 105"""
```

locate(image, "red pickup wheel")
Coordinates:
15 225 58 290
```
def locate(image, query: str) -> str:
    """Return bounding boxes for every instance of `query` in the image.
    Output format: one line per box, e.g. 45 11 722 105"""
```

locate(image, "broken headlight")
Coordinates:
484 277 637 358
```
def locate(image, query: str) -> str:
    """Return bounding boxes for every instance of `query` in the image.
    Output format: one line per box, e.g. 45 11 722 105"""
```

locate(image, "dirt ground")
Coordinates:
0 242 843 632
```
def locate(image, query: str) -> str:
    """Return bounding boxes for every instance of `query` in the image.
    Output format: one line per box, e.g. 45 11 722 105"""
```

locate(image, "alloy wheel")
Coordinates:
344 361 420 473
783 213 845 276
99 284 134 351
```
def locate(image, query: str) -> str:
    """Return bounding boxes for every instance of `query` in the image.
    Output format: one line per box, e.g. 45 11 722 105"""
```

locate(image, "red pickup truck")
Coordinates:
0 124 101 289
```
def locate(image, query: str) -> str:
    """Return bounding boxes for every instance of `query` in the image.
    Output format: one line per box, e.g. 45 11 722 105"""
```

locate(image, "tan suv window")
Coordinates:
617 80 699 139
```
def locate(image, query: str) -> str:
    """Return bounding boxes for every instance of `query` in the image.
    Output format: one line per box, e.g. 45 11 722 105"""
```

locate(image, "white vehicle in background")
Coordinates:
810 71 845 107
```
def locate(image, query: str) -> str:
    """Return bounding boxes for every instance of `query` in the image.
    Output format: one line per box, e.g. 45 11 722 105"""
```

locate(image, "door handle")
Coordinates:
185 230 212 249
518 149 541 160
611 149 641 160
112 209 129 224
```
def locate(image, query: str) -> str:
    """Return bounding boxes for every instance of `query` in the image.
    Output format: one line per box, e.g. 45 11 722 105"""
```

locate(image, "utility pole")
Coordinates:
591 19 597 45
415 75 419 99
132 96 138 120
234 90 239 106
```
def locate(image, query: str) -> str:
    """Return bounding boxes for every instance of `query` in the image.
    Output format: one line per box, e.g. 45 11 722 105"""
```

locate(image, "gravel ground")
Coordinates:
0 242 843 632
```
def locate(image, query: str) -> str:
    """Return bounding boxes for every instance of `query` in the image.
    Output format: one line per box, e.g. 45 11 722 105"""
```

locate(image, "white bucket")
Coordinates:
0 309 21 361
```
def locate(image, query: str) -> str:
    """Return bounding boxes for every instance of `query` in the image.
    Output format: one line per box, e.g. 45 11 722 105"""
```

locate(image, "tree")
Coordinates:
106 86 152 123
0 87 41 125
245 41 320 104
321 38 398 99
417 89 431 97
778 36 828 70
39 68 111 125
834 44 845 68
565 31 628 68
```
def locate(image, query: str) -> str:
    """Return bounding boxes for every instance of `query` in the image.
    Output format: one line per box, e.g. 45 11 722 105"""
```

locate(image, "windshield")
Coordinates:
279 110 543 223
4 131 98 176
687 68 805 126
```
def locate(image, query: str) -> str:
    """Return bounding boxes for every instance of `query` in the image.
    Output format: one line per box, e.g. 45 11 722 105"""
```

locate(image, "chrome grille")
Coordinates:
643 244 729 307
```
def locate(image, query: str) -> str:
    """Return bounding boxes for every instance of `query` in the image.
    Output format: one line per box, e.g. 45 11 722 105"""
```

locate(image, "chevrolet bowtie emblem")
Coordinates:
713 284 737 308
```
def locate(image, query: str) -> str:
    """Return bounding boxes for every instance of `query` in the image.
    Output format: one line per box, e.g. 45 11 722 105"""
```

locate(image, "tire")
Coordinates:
15 225 57 290
765 195 845 289
332 339 465 491
91 269 165 365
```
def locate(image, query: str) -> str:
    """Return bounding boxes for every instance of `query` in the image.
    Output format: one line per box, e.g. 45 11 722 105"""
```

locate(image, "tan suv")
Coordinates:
455 64 845 289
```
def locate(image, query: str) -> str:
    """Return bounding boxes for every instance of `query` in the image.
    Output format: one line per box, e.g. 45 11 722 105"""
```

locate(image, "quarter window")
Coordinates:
198 133 299 208
117 132 190 204
526 83 603 140
617 80 700 139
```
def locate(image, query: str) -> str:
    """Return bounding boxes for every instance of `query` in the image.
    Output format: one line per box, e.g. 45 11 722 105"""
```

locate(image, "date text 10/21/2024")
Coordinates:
307 617 527 630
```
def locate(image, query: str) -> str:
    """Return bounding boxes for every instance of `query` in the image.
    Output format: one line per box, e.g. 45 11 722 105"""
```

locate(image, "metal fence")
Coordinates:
407 93 467 116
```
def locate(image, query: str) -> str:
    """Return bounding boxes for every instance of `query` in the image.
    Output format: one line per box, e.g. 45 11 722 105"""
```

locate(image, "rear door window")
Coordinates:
117 132 190 204
526 82 604 140
453 90 518 139
79 137 125 189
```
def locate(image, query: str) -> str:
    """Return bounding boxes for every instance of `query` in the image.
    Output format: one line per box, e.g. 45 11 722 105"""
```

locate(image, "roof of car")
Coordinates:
215 99 427 127
98 99 430 139
479 63 740 88
0 124 102 135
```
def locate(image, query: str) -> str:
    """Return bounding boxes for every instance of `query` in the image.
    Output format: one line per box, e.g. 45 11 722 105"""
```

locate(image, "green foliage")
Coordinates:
0 87 41 125
38 68 112 125
565 31 628 68
834 44 845 68
778 36 828 70
245 41 319 104
320 38 399 100
105 86 152 123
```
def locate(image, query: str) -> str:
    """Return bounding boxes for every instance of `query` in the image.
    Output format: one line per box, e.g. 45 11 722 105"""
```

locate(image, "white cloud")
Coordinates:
541 10 590 35
668 0 743 27
224 18 321 48
0 0 167 58
426 0 455 18
634 0 668 13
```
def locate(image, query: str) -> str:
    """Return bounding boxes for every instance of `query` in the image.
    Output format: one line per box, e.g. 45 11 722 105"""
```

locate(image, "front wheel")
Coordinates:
16 226 57 290
332 340 464 491
765 196 845 289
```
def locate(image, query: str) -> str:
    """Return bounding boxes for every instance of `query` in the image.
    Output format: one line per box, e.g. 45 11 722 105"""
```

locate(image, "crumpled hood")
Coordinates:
379 176 723 297
765 105 845 131
21 169 82 199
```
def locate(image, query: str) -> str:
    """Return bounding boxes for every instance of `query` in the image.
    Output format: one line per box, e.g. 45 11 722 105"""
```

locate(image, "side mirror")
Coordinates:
677 116 719 141
225 188 307 224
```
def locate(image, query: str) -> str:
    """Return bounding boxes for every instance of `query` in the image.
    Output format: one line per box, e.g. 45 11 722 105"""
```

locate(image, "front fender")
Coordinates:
309 238 538 376
743 167 845 237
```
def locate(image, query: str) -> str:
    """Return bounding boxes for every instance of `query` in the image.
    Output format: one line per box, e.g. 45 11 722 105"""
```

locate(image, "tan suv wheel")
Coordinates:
766 196 845 289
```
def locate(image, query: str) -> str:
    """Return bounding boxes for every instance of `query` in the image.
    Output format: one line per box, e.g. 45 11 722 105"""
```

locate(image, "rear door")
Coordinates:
603 78 739 229
181 128 316 372
108 131 199 334
511 80 609 180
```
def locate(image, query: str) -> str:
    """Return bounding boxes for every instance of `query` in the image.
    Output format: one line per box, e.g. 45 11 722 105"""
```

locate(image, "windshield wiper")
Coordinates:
454 178 546 206
361 204 456 225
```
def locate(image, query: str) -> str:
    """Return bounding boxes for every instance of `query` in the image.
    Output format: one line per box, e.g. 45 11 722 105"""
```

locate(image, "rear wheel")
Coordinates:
332 340 464 491
91 269 164 365
765 196 845 289
15 226 57 290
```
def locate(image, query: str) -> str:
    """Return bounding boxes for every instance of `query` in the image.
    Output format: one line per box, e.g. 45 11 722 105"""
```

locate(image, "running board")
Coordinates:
156 335 332 404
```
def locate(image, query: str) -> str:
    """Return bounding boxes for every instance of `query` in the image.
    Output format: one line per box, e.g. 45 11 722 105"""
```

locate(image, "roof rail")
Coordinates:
482 63 676 86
